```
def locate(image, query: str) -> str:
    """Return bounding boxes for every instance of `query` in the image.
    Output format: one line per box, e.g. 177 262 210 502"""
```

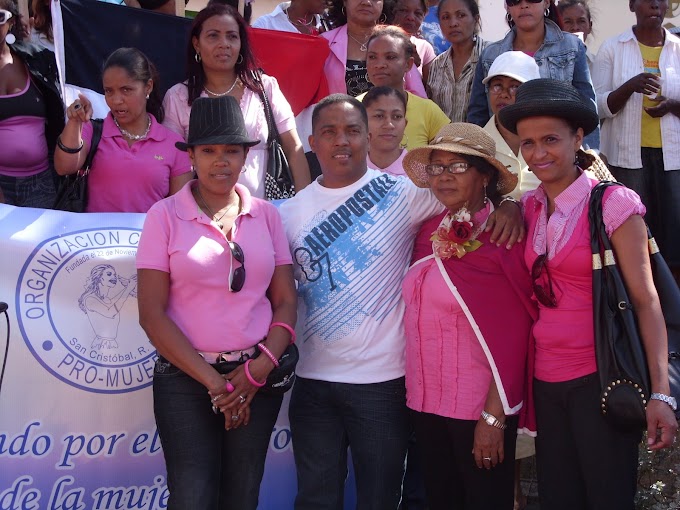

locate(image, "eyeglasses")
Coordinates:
532 253 557 308
0 9 13 24
505 0 543 6
489 83 520 96
425 162 470 176
228 241 246 292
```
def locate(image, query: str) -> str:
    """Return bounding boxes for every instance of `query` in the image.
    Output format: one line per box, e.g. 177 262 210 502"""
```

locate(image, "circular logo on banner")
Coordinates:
15 228 155 394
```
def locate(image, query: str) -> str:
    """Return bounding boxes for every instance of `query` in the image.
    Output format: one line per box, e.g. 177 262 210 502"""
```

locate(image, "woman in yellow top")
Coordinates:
359 25 450 150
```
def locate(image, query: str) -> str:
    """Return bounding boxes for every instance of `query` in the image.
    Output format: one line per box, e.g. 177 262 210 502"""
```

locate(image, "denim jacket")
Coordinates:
10 41 65 162
466 20 599 149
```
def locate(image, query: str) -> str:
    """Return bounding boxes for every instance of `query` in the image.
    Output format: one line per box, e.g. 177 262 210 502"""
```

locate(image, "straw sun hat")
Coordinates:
402 123 518 196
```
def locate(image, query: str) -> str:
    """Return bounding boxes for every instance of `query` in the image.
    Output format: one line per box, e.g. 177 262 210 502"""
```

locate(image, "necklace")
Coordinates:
348 32 370 52
196 187 239 230
285 8 314 26
204 77 240 97
113 114 151 140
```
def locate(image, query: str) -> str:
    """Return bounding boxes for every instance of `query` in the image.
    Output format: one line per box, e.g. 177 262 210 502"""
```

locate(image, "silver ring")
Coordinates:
211 394 221 403
483 457 492 461
231 414 239 421
239 395 246 404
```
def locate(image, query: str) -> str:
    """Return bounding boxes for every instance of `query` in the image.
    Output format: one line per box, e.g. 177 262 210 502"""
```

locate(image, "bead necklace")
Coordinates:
204 77 240 97
113 114 151 141
196 187 240 231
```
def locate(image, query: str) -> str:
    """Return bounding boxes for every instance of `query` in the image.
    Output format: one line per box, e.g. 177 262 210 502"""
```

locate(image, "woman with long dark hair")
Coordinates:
467 0 599 149
163 4 311 198
55 47 192 212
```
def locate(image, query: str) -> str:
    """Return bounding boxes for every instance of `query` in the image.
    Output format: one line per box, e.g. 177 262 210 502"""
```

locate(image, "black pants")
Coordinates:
411 410 518 510
534 374 641 510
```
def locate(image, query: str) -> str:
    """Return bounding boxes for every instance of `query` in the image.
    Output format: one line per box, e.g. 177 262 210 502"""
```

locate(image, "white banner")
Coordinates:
0 204 300 510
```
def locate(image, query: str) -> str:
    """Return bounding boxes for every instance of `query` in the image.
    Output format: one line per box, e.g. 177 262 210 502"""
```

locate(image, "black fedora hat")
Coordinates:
497 78 599 136
176 96 260 151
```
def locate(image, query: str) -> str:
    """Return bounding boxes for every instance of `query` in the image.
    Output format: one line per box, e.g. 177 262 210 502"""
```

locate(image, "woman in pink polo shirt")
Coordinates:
401 123 536 509
54 48 192 213
498 79 677 510
136 96 297 510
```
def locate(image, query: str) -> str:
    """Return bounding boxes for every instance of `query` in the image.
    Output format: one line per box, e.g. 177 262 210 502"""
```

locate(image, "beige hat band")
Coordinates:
430 136 491 156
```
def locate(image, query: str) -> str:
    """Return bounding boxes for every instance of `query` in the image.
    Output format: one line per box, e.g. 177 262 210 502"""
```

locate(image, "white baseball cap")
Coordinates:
482 51 541 85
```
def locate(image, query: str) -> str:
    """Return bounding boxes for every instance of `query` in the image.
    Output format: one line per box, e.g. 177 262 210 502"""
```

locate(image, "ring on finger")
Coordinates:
239 395 246 404
483 457 492 461
231 414 239 421
211 394 223 403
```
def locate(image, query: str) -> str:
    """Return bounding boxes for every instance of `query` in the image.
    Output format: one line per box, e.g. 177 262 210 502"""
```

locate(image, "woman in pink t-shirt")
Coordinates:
498 78 677 510
365 86 408 176
136 96 297 510
54 48 192 213
400 122 535 509
163 4 311 199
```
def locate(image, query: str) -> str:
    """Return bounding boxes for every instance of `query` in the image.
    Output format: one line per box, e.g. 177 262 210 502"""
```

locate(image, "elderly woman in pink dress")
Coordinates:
401 122 536 510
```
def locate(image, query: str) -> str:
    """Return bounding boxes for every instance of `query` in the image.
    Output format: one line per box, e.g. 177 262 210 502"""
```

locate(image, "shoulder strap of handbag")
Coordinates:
82 118 104 173
252 70 281 147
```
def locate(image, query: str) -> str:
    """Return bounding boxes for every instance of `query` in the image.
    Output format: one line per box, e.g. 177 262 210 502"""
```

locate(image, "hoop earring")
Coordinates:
379 12 387 23
483 183 488 204
544 7 550 17
574 153 579 166
237 54 244 65
472 33 478 43
195 52 201 63
342 6 345 15
505 12 513 24
400 134 409 149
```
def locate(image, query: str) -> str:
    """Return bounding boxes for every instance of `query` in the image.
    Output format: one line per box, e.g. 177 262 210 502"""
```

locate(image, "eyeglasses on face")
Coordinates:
505 0 543 7
0 9 13 24
489 82 520 96
228 241 246 293
425 162 470 176
531 253 557 308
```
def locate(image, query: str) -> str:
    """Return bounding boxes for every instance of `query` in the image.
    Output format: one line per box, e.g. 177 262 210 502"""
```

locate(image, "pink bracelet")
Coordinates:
257 342 280 368
244 359 266 388
269 322 296 344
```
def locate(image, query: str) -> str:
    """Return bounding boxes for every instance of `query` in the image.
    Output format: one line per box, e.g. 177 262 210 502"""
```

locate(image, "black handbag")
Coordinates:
589 181 680 431
52 119 104 212
214 343 299 396
253 71 295 200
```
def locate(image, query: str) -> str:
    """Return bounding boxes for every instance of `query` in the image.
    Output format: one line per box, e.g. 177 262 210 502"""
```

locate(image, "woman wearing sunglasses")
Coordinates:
136 96 297 510
467 0 599 150
401 123 536 509
0 0 64 208
498 78 677 510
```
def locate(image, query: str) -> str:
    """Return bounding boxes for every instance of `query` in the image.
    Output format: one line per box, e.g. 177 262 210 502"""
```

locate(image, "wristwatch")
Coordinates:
481 410 507 430
650 393 678 411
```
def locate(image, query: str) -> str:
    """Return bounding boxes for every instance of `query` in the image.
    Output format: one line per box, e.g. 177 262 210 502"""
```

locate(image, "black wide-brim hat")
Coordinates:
176 96 260 151
497 78 599 136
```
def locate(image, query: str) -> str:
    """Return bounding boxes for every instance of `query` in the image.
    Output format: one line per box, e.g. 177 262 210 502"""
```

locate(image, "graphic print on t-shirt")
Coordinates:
291 173 414 345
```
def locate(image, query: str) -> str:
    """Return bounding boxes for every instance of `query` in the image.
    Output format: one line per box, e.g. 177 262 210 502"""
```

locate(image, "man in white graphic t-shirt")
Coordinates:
279 94 523 510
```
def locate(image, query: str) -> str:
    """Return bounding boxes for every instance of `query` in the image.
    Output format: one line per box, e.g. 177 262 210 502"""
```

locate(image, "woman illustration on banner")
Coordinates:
163 3 311 199
78 264 137 350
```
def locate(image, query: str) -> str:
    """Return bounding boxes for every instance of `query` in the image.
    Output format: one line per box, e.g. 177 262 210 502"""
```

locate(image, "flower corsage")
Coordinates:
431 206 483 259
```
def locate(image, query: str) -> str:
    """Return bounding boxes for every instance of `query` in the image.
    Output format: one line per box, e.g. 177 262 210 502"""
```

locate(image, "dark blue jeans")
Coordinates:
0 168 56 208
153 358 283 510
290 376 410 510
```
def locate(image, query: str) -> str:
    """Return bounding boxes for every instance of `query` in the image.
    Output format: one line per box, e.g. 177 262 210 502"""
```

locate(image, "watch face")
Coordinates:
485 416 495 426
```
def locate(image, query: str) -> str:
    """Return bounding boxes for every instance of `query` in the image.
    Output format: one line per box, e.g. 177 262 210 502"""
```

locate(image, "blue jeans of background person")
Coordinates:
290 376 410 510
153 358 283 510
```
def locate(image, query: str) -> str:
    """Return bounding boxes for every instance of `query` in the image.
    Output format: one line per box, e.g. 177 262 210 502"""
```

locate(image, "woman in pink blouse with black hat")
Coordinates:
136 96 297 510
